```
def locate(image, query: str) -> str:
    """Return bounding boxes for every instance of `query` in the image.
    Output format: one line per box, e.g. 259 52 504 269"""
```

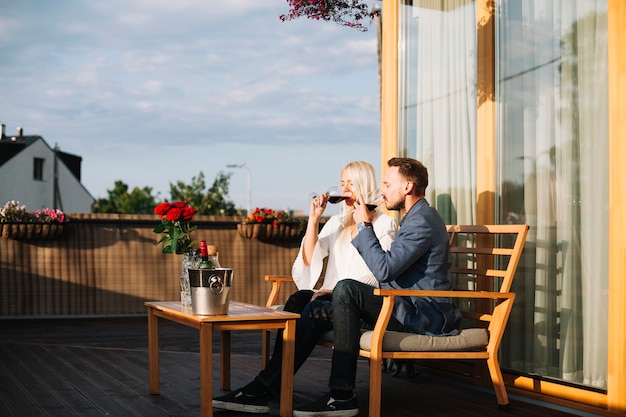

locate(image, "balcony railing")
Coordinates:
0 214 301 317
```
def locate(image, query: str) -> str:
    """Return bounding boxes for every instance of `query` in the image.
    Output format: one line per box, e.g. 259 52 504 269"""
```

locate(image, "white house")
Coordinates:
0 124 94 213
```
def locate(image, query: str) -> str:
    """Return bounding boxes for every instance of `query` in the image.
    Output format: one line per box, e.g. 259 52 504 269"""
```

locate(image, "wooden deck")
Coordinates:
0 316 602 417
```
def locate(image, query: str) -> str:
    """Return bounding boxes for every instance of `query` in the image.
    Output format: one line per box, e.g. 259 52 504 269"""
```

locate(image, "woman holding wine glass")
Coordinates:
289 160 398 308
213 160 398 413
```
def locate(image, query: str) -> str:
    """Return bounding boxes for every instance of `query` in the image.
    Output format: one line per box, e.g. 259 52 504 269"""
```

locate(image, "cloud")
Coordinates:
0 0 381 212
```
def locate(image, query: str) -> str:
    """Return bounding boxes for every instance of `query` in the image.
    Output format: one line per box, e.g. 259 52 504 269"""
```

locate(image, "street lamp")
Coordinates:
226 163 252 215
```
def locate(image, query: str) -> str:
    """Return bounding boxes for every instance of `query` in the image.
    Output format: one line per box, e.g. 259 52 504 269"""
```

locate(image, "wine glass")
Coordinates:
326 185 349 204
308 191 323 210
363 190 383 211
309 186 350 207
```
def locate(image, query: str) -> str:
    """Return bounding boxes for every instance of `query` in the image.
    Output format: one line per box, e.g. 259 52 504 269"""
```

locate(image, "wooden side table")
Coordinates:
145 301 299 417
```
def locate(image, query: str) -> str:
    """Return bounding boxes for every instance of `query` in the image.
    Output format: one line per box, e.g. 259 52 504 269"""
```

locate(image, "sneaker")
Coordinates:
212 387 270 413
293 392 359 417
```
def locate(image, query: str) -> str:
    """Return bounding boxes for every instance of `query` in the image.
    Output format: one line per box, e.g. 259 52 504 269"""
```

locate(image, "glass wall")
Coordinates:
398 0 477 226
398 0 609 391
496 1 608 389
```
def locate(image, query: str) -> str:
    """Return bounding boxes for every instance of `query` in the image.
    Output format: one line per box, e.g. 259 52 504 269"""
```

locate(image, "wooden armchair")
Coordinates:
263 224 529 417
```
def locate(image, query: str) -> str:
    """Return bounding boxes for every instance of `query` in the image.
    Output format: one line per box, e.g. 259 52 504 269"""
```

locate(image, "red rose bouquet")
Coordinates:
153 201 197 254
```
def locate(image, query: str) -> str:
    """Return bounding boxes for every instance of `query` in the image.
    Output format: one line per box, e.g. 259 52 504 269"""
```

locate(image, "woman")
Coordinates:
286 160 398 311
213 161 398 414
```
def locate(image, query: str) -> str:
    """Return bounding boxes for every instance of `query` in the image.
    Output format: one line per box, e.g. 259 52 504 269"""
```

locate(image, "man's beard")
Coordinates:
385 197 403 211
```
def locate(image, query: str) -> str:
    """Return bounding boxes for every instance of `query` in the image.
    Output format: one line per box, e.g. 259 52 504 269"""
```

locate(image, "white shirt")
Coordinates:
291 212 398 290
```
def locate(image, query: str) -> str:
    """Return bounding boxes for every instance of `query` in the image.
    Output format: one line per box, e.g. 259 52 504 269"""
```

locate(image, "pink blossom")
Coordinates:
279 0 379 32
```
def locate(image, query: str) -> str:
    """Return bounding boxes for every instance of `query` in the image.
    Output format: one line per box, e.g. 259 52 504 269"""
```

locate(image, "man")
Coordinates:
292 157 461 416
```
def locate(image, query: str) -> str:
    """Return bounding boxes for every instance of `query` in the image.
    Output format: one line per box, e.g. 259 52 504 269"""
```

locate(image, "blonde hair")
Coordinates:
339 161 379 225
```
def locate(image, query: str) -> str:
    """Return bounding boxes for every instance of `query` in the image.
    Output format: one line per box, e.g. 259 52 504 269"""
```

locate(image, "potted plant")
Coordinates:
0 200 67 240
238 207 305 243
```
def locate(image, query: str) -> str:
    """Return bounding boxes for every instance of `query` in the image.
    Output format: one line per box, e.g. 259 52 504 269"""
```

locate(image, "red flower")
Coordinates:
245 207 299 226
153 201 198 255
181 207 196 221
165 207 182 221
154 202 172 217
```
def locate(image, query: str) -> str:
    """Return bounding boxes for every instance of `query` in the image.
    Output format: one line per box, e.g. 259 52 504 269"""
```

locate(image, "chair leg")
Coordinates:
486 356 510 409
368 357 383 417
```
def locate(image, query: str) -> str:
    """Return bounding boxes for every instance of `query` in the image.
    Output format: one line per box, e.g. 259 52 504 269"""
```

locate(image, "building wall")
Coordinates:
0 137 94 213
379 0 626 413
607 0 626 411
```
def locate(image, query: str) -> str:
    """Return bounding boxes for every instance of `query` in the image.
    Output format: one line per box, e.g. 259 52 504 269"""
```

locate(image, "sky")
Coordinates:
0 0 381 215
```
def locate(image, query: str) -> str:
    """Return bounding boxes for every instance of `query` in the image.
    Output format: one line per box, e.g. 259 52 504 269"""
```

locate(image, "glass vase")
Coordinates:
180 250 199 308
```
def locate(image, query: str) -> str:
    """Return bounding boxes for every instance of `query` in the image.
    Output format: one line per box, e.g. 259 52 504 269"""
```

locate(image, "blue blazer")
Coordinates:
352 198 461 335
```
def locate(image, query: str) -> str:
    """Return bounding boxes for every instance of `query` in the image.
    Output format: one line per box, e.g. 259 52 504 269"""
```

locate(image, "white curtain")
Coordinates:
398 0 477 226
496 0 608 389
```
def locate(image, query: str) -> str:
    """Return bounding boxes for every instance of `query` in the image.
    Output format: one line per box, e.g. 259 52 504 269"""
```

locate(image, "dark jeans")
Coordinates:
256 280 408 396
283 289 316 314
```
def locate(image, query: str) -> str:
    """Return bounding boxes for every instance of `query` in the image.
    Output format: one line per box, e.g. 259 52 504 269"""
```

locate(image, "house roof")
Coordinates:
0 134 83 181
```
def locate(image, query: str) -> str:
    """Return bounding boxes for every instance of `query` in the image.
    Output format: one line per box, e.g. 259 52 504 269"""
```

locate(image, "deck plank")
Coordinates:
0 317 599 417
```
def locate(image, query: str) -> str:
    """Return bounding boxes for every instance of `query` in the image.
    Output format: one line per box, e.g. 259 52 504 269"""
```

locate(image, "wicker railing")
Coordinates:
0 214 301 317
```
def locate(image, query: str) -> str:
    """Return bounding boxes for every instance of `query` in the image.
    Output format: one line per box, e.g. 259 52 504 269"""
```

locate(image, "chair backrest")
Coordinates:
446 224 529 322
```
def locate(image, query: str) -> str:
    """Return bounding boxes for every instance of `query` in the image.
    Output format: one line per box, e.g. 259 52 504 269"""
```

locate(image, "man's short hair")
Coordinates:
388 157 428 196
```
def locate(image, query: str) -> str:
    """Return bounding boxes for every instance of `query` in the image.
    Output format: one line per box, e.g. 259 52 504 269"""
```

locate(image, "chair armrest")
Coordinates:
369 288 516 357
372 288 515 326
373 289 514 300
264 275 294 307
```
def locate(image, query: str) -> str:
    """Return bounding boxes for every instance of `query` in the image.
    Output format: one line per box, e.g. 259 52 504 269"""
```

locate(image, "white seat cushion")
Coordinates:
270 304 488 352
359 328 488 352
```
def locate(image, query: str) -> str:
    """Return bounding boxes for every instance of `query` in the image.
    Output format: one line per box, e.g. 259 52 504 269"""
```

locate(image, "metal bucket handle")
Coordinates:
209 274 224 294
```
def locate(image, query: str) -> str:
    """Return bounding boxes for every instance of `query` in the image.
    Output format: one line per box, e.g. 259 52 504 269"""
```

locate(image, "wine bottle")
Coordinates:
198 240 214 269
206 244 221 268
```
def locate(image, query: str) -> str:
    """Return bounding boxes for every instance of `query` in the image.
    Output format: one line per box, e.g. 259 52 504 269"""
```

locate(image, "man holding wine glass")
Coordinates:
213 161 398 415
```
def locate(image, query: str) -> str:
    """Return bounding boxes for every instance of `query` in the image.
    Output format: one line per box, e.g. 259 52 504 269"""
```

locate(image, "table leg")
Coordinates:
147 307 160 395
200 322 213 417
220 330 231 390
279 319 296 417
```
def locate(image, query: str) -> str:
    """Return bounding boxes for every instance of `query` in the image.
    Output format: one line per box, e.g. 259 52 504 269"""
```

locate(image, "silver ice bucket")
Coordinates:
187 268 233 315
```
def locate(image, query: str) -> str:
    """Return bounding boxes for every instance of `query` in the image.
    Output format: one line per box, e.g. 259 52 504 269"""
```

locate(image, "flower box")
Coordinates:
237 223 304 243
238 207 304 243
1 222 66 240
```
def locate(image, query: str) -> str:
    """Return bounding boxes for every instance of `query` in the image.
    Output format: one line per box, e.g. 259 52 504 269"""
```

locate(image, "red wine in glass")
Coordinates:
364 191 382 211
328 196 349 204
326 186 349 204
